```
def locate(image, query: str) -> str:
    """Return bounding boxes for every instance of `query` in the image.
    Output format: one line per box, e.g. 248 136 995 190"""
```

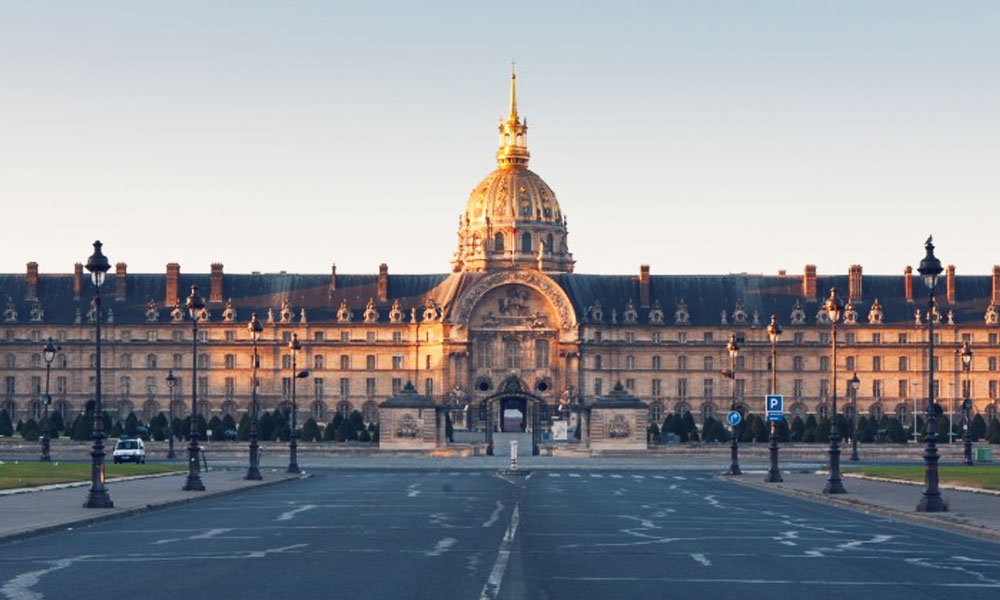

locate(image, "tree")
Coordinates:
237 413 252 441
172 416 184 441
671 412 688 442
987 418 1000 444
971 414 987 441
49 411 64 434
208 416 224 441
259 412 275 441
359 427 372 442
21 418 39 441
682 412 697 440
661 414 675 438
335 415 352 442
790 416 805 442
886 417 907 444
326 413 344 441
301 417 321 442
647 421 660 443
0 409 12 437
775 418 790 443
124 412 139 437
748 414 764 443
706 419 727 443
222 414 237 436
110 421 123 438
348 410 365 439
816 417 831 443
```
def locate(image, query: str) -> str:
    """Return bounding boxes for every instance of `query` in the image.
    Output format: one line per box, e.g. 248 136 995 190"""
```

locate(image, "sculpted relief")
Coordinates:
469 284 556 331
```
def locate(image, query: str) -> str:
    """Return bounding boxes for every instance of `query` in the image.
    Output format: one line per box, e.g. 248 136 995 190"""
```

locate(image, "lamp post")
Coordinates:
287 333 309 474
765 316 782 483
246 313 263 480
165 369 177 459
725 334 741 476
823 288 847 494
84 240 113 508
917 236 946 512
960 340 973 466
849 373 861 461
40 337 59 461
182 285 205 491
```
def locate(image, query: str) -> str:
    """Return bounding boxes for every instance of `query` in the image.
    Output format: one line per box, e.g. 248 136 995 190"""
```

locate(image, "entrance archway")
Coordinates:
482 377 547 456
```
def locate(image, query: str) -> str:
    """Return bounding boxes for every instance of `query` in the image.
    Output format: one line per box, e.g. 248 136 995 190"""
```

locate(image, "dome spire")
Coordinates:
496 65 530 168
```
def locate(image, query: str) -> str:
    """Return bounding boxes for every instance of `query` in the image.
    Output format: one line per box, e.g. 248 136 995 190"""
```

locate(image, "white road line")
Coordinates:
590 474 604 478
1 556 86 600
479 504 520 600
549 473 561 477
407 484 421 497
568 473 581 478
483 500 504 528
610 474 623 479
690 553 712 567
673 476 687 480
276 505 317 522
652 475 665 480
424 538 457 557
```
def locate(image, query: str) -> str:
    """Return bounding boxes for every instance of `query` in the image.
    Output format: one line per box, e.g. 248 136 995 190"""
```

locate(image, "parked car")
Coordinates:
112 437 146 464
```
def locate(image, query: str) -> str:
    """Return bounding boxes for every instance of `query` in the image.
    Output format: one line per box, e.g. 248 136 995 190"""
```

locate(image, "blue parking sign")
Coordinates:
766 394 783 413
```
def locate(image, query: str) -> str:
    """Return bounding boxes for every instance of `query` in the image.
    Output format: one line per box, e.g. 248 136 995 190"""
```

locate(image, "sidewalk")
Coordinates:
727 470 1000 543
0 468 302 544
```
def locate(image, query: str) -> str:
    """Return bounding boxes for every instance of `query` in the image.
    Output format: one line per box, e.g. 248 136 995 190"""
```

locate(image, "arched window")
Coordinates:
701 402 715 424
340 355 350 370
221 400 238 419
817 404 829 419
337 401 352 418
896 403 909 423
869 403 883 420
545 233 553 253
29 400 43 420
143 400 159 422
649 401 663 425
521 232 532 253
494 233 504 252
362 400 379 424
311 401 327 421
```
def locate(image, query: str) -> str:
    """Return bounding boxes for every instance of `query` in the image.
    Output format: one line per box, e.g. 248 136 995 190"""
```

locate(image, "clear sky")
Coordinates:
1 1 998 278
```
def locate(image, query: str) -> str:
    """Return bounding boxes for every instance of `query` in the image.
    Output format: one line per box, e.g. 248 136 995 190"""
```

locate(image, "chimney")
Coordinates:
114 262 127 301
329 263 337 296
73 263 82 300
946 265 956 305
848 264 862 302
638 264 650 308
802 264 817 300
904 266 913 302
992 266 1000 304
377 263 388 303
166 263 180 306
25 262 38 300
210 263 224 304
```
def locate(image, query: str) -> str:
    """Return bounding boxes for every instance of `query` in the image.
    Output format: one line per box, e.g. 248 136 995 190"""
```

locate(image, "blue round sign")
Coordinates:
726 411 742 426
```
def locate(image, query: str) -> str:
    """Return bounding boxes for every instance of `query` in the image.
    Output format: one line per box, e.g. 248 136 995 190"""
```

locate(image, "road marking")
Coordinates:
673 476 687 480
407 484 421 497
479 504 520 600
542 576 1000 587
590 474 604 478
610 474 623 479
153 528 235 545
1 556 86 600
424 537 457 557
690 553 712 567
548 473 561 477
277 505 317 522
704 495 723 508
568 473 581 478
631 475 645 480
652 475 665 480
483 501 504 528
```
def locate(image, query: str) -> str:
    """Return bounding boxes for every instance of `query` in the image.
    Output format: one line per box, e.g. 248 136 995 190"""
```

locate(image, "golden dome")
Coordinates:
464 166 562 225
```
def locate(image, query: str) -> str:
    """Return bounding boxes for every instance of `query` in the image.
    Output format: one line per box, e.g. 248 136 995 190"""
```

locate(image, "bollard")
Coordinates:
509 440 518 470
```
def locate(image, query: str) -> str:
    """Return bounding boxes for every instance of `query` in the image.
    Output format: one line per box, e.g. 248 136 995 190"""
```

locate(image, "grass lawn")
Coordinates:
0 462 186 490
843 465 1000 491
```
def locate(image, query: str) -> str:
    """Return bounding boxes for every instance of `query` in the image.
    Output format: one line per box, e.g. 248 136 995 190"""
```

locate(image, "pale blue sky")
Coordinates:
1 1 997 277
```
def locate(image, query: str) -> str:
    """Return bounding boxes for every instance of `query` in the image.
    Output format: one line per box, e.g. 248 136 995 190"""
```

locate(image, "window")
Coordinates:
899 356 909 371
225 378 235 400
594 355 602 370
282 377 292 400
534 339 549 368
340 331 349 343
314 331 324 342
990 381 997 399
735 379 745 398
794 332 804 344
872 333 881 345
115 329 129 341
145 354 157 369
424 378 433 396
652 355 662 370
314 355 324 370
225 330 235 341
820 379 829 399
990 333 998 345
624 331 635 343
899 380 908 398
625 378 635 392
424 355 431 370
897 403 909 423
337 401 352 418
819 332 830 344
366 378 376 399
932 379 940 398
651 332 661 344
625 355 635 370
392 378 402 394
366 355 376 370
120 353 132 369
703 356 713 372
120 376 131 399
872 380 882 398
990 357 997 372
819 356 829 372
477 343 493 368
340 355 350 370
594 331 602 342
198 354 208 369
678 332 687 344
494 232 504 252
735 356 744 371
898 333 908 344
314 378 324 400
392 331 402 343
793 379 803 399
504 339 520 368
282 354 292 369
845 356 855 371
366 331 376 342
651 379 662 397
173 354 183 369
649 402 663 425
392 355 403 370
793 356 804 371
362 401 379 424
703 379 713 399
147 330 158 342
521 232 531 253
281 331 291 343
678 355 688 371
31 376 41 399
845 333 855 345
677 378 687 398
872 356 882 372
3 377 14 401
3 354 13 369
339 378 350 400
594 378 603 396
703 332 713 343
172 330 183 342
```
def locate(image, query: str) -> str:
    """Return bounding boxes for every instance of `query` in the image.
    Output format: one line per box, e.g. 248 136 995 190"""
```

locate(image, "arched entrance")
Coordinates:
482 377 546 456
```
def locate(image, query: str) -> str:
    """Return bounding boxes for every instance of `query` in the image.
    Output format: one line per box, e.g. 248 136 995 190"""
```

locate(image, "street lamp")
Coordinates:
287 333 310 474
960 340 973 466
182 285 206 492
40 337 59 461
917 236 946 512
765 315 782 483
84 240 113 508
823 288 847 494
165 369 177 459
246 312 263 480
849 372 861 461
725 334 741 476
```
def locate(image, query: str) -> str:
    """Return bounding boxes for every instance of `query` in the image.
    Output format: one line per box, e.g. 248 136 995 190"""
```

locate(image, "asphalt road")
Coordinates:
0 468 999 600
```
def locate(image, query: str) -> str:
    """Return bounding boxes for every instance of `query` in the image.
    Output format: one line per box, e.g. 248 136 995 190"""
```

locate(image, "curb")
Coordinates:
0 471 308 546
0 469 188 497
723 475 1000 544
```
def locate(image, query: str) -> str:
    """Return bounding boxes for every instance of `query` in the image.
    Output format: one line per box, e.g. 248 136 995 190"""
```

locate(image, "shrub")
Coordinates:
335 416 353 442
237 413 252 441
49 411 64 434
0 409 13 437
971 414 987 441
208 416 224 441
260 412 275 441
790 416 805 442
301 417 321 442
110 421 123 438
21 418 39 441
359 428 372 442
986 419 1000 444
647 421 660 443
222 414 236 433
348 410 365 438
124 412 139 437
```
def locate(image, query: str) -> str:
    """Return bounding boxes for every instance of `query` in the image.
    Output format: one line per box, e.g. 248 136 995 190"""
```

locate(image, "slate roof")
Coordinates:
0 270 995 327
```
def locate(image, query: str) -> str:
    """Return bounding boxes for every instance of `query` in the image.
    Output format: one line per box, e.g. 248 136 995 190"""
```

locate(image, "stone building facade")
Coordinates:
2 73 1000 439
